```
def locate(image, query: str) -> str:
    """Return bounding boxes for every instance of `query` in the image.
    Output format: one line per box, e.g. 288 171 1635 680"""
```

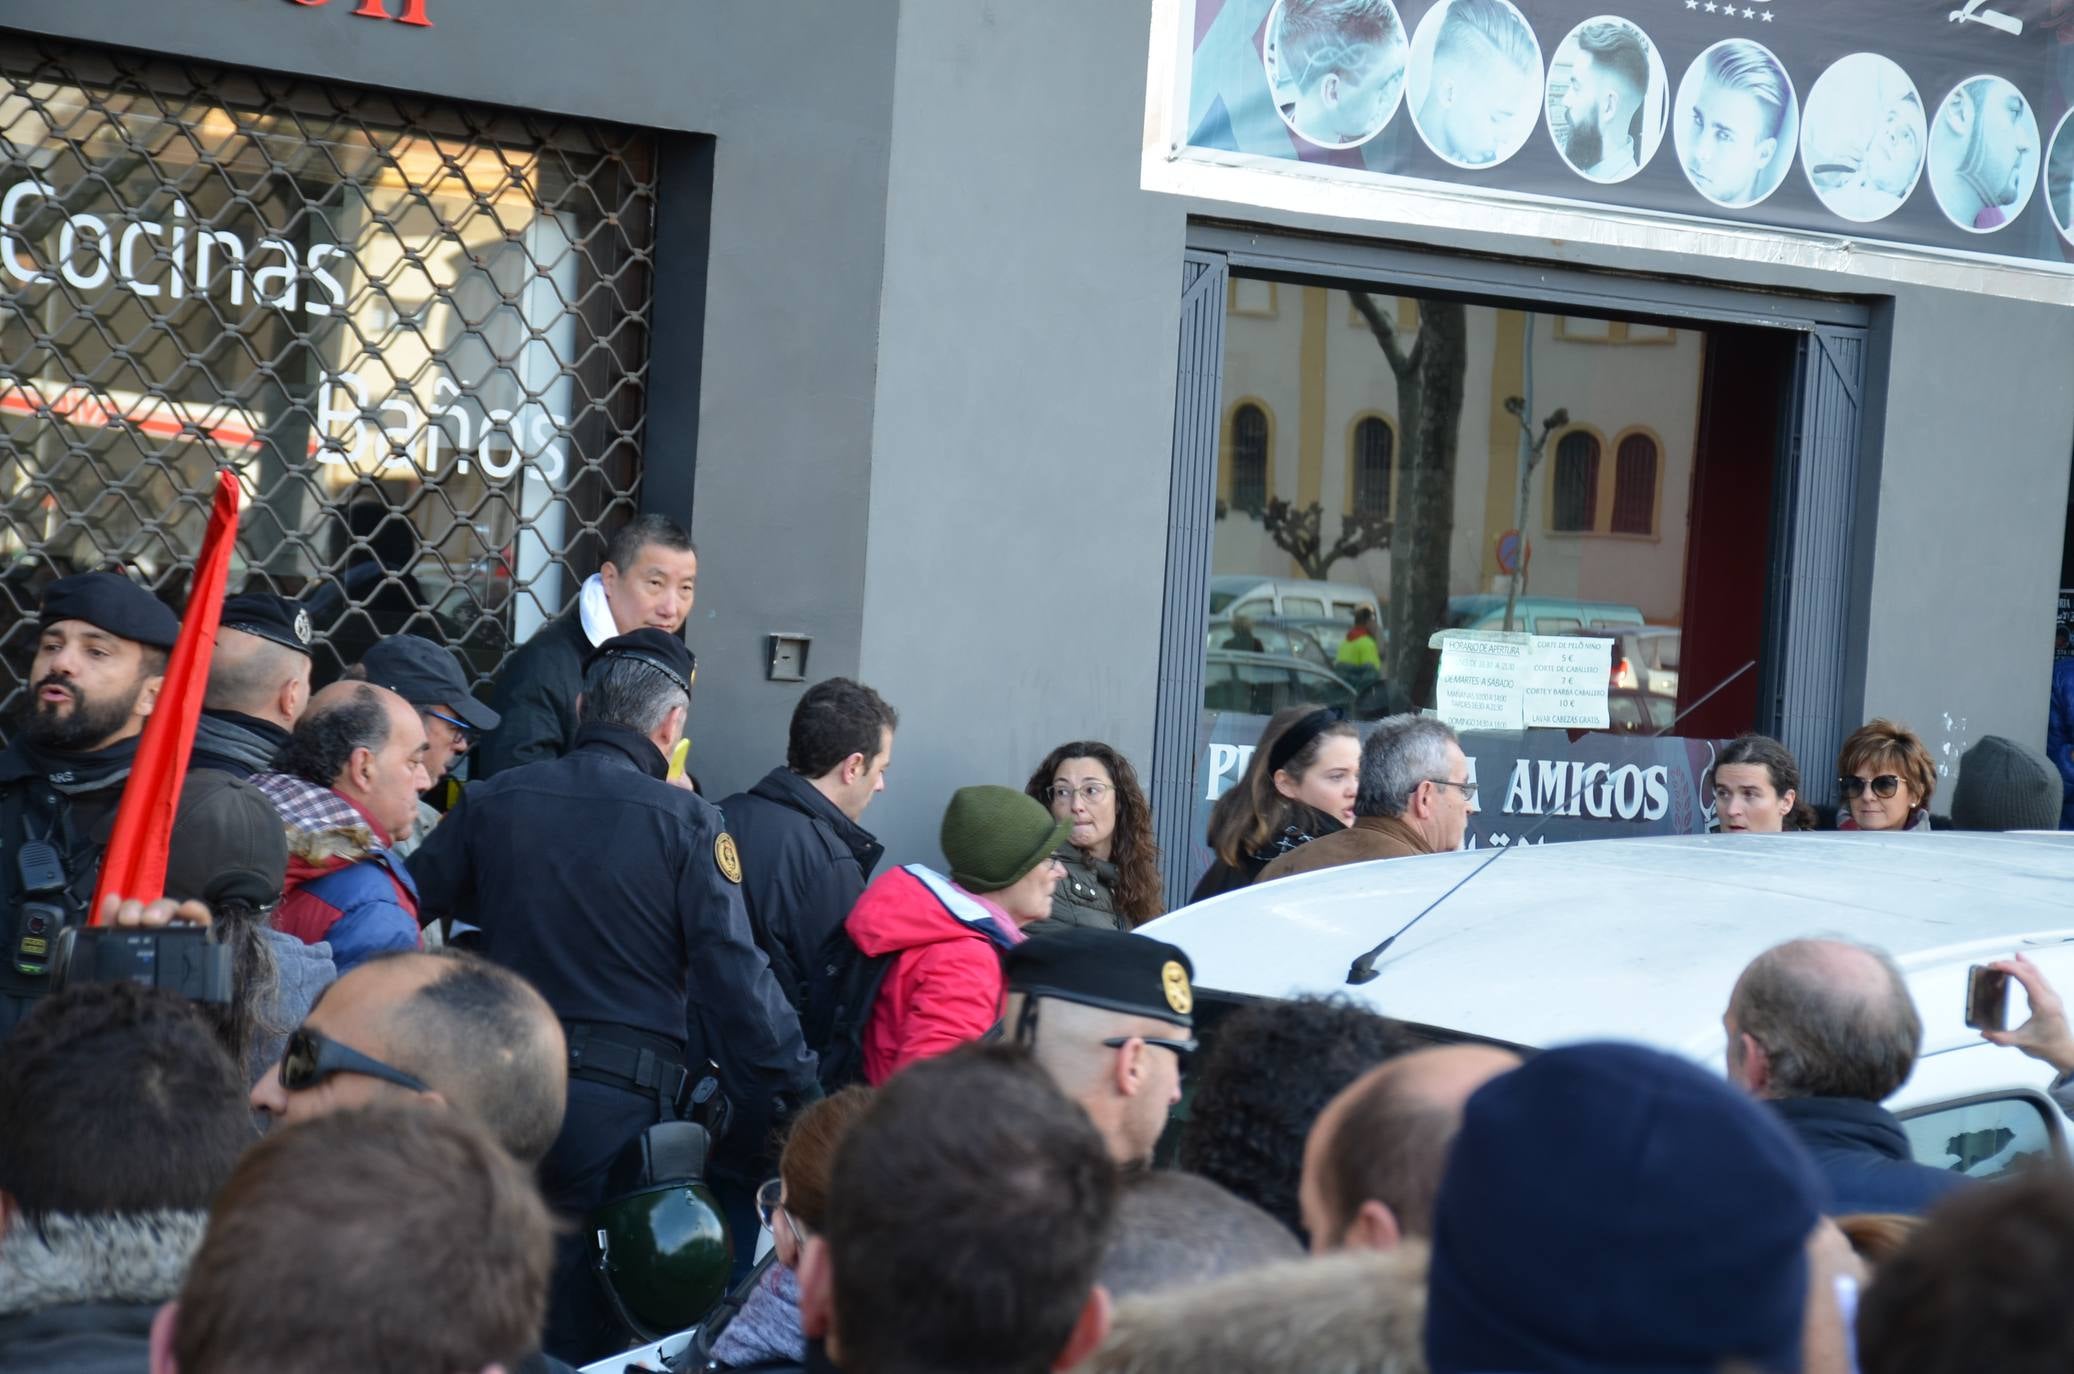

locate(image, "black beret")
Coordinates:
39 572 181 651
584 628 696 694
1006 927 1195 1029
220 592 314 657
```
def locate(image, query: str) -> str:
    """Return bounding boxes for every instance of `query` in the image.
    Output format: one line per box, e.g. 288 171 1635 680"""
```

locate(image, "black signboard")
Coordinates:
1180 0 2074 274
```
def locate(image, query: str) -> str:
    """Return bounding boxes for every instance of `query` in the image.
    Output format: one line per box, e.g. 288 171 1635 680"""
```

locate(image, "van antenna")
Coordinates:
1344 659 1757 986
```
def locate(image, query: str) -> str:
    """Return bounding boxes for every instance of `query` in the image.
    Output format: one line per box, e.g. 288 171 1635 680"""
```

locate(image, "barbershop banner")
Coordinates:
1188 712 1725 888
1174 0 2074 275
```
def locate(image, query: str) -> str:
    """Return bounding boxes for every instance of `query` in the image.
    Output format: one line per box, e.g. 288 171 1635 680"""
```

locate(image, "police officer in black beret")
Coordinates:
409 628 819 1363
1004 927 1197 1168
190 592 314 779
0 572 181 1034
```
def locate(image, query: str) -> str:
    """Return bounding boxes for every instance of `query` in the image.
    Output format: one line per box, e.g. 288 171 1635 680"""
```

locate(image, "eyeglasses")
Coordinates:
757 1177 810 1244
1048 782 1113 806
1426 778 1479 801
1839 774 1903 800
424 709 476 740
279 1027 430 1095
1103 1034 1200 1072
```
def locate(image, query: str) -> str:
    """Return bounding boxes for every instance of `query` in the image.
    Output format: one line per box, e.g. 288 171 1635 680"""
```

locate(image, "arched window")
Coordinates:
1231 403 1269 514
1611 434 1658 535
1550 431 1600 532
1351 417 1393 520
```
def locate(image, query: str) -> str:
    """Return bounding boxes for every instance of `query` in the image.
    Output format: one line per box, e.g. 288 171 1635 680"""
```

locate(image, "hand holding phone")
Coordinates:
1965 964 2010 1032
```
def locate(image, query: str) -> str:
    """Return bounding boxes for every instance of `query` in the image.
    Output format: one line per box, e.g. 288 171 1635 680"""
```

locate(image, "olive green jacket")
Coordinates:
1029 848 1127 934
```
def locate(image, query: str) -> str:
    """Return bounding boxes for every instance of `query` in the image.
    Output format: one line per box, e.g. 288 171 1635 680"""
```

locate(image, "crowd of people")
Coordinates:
1 514 2073 1372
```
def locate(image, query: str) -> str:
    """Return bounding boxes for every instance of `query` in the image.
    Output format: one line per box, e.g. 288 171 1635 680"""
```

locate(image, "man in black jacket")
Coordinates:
1724 937 1965 1215
189 592 313 778
719 677 896 1014
410 628 817 1363
0 572 178 1036
474 515 697 778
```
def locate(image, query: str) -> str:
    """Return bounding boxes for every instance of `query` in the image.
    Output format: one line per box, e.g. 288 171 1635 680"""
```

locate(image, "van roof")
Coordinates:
1146 833 2074 1106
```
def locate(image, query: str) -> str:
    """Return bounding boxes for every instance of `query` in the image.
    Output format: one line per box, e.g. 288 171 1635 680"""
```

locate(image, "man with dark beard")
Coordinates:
0 572 179 1035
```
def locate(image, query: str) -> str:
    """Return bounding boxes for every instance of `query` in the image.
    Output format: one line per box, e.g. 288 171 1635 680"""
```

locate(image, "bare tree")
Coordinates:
1217 495 1390 581
1349 291 1466 704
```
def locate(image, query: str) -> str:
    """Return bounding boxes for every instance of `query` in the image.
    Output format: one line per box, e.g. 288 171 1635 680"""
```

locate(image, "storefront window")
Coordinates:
0 41 656 703
1194 278 1795 864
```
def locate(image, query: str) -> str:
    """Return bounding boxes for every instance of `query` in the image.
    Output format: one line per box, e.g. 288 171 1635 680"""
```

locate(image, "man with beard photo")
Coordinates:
1928 75 2038 232
1554 20 1650 183
0 572 178 1034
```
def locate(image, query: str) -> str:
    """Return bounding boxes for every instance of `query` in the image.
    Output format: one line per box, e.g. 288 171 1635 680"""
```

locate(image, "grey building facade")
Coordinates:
2 1 2069 882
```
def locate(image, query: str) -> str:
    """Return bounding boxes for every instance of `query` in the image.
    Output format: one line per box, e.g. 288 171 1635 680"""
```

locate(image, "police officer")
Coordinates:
189 592 314 778
409 628 818 1364
0 572 180 1034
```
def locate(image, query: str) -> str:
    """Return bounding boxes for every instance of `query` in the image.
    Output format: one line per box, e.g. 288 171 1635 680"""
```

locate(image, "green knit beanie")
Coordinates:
939 785 1071 893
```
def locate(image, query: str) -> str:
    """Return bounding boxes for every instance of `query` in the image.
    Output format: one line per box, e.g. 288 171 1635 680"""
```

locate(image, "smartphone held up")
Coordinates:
1965 964 2011 1033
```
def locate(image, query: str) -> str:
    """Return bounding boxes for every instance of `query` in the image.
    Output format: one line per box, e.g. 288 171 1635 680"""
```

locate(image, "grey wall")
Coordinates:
0 0 904 808
855 0 1189 869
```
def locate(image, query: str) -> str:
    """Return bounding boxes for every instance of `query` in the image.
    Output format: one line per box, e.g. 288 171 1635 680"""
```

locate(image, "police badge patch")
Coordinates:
714 832 742 885
1161 960 1193 1017
293 608 313 645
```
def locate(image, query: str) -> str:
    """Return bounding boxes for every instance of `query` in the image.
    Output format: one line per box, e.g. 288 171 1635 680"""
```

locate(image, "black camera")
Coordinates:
50 923 234 1005
12 837 72 977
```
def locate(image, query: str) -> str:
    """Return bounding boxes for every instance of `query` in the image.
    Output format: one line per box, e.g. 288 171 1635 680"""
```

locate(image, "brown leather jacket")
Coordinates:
1255 813 1435 882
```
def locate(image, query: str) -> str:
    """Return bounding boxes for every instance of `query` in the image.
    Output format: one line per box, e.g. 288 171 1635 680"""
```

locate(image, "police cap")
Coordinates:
39 572 181 651
220 592 314 657
1006 927 1195 1029
585 628 696 695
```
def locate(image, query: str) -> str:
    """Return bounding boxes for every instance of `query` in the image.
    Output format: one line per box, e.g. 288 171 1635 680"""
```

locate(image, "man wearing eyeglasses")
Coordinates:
346 634 502 862
1003 927 1196 1168
1257 715 1471 883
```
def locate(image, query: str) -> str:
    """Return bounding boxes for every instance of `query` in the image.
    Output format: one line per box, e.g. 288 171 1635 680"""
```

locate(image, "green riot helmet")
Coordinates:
590 1120 735 1343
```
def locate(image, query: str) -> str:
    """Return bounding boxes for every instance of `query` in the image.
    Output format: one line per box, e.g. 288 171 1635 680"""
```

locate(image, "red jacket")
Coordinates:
847 864 1023 1086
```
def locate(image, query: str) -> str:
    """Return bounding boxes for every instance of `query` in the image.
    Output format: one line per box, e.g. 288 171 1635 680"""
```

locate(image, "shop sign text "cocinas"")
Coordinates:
289 0 432 29
1 182 345 319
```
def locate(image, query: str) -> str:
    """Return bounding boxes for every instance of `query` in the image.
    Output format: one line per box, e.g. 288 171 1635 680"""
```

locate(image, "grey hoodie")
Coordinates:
0 1210 207 1374
249 927 335 1083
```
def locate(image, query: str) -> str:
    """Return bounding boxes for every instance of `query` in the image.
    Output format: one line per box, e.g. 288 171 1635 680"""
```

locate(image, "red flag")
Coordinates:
90 470 242 922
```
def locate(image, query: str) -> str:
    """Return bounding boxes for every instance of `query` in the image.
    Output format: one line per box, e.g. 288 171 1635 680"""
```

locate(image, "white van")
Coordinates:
1209 575 1379 626
1146 832 2074 1178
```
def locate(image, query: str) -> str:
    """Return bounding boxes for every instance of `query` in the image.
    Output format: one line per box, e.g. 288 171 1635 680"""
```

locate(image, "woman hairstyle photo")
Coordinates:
1024 740 1164 925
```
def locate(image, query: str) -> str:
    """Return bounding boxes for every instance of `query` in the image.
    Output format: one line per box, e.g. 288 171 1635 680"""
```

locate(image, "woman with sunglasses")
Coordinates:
1023 741 1164 932
702 1087 875 1370
1836 719 1937 833
1189 703 1360 903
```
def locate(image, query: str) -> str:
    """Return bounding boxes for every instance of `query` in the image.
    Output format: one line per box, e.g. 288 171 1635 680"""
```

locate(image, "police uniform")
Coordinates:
0 573 180 1035
407 629 818 1363
189 592 313 779
1004 925 1197 1043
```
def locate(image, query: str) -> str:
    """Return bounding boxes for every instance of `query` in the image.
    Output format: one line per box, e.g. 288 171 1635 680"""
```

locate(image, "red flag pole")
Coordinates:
89 470 242 923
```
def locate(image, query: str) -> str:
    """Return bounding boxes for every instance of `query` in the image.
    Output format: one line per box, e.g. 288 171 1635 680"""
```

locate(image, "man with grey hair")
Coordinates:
1724 937 1966 1215
1258 714 1472 882
411 628 816 1360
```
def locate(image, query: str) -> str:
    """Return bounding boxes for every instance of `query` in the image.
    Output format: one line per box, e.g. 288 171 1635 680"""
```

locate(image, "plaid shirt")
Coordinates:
251 771 364 835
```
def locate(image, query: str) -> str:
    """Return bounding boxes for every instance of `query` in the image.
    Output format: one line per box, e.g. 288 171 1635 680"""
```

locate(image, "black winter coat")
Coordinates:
475 609 591 778
717 768 884 1014
1768 1096 1967 1216
408 722 819 1125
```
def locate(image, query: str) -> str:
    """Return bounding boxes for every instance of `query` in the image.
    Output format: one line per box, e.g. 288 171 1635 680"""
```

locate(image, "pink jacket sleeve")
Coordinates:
882 938 1004 1079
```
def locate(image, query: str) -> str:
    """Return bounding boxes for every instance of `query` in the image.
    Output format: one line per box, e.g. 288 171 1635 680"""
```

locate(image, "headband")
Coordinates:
1267 707 1345 777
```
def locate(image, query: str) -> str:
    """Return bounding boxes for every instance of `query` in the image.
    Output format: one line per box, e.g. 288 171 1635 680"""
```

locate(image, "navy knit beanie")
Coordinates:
1425 1042 1822 1374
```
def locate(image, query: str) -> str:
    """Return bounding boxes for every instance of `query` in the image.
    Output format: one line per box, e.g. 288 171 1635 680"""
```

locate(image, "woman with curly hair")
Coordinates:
1023 741 1164 930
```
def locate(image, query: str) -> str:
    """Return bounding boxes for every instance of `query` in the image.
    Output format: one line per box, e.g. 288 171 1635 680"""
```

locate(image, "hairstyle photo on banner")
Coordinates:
1799 53 1925 224
1407 0 1543 169
1265 0 1411 149
1928 75 2040 233
2047 111 2074 247
1675 39 1798 209
1544 16 1667 185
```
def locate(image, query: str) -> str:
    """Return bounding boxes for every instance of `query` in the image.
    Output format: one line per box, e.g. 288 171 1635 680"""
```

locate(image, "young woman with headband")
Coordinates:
1188 704 1360 902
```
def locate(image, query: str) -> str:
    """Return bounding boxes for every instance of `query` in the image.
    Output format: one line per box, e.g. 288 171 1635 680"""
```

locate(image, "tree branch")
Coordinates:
1348 290 1413 378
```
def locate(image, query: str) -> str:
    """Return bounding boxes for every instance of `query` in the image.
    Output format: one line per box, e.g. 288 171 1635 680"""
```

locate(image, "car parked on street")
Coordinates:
1148 833 2074 1181
1211 575 1379 625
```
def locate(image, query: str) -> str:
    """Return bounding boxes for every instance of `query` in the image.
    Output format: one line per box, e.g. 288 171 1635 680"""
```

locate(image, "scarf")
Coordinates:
578 572 617 648
9 734 141 795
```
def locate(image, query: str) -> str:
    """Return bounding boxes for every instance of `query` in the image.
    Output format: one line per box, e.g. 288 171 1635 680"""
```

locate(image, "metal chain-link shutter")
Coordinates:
0 37 657 715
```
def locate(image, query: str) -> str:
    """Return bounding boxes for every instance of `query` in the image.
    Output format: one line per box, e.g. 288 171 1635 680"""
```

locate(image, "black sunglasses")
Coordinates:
280 1027 430 1095
1839 774 1903 800
1104 1034 1200 1071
